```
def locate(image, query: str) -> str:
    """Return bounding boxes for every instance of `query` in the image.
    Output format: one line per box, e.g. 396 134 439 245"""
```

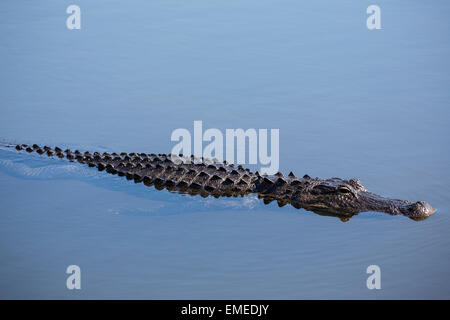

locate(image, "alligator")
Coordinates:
9 143 435 221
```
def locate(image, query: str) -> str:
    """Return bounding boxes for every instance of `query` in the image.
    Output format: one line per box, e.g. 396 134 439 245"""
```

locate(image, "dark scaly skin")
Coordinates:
13 143 435 221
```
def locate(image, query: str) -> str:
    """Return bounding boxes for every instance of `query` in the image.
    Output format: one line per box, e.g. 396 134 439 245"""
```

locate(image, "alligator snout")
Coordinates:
408 201 435 220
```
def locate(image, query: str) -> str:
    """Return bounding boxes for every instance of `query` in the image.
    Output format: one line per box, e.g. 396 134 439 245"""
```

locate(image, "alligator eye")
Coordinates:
338 186 352 195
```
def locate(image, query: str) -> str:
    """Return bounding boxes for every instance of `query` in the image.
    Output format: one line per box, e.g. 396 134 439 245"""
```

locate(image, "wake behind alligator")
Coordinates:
9 143 435 221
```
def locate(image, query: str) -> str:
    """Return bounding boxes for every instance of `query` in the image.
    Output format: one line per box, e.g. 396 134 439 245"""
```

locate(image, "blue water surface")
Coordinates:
0 0 449 299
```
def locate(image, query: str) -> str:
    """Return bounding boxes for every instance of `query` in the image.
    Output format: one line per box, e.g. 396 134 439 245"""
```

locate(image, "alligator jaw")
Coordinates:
359 192 435 220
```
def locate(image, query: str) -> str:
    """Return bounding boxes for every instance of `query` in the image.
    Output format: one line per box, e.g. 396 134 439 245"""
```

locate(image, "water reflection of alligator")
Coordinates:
12 143 435 221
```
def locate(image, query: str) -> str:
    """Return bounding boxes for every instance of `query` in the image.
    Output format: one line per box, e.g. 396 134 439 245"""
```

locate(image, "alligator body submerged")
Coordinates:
11 143 435 221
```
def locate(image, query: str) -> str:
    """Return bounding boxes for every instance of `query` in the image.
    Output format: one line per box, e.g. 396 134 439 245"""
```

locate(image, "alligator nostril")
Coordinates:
410 201 435 218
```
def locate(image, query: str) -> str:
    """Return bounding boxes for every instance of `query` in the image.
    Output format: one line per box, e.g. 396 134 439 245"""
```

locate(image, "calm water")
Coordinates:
0 0 449 299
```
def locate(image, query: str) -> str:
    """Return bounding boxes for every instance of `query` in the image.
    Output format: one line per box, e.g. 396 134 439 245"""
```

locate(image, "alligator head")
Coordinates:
294 178 435 221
